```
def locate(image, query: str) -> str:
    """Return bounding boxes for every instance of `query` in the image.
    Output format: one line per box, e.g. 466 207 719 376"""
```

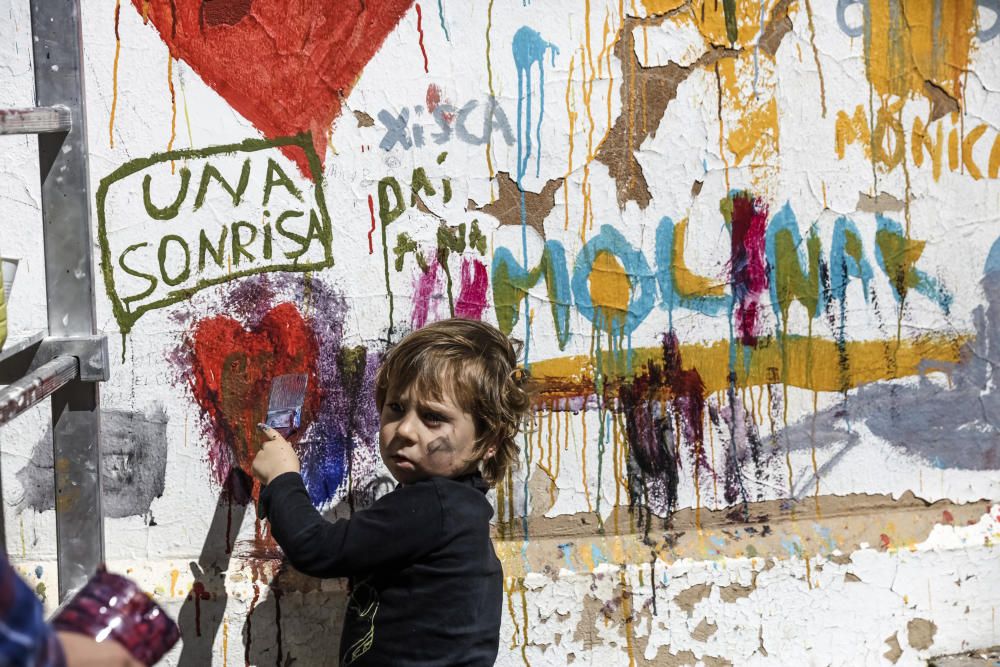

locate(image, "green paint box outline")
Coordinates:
97 133 333 335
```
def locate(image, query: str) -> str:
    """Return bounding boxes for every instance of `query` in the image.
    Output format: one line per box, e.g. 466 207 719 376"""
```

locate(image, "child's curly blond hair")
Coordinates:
375 318 533 486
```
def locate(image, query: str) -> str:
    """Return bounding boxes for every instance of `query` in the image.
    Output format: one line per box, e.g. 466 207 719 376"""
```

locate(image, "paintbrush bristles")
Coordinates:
265 373 309 435
268 374 308 410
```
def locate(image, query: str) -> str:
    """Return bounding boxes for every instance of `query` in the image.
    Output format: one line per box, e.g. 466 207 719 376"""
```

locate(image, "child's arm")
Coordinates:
252 425 444 578
260 472 444 578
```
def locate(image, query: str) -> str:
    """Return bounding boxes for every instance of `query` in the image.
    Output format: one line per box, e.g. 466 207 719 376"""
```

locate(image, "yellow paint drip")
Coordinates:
167 55 177 174
564 53 576 231
485 0 497 200
864 0 977 103
803 0 827 117
110 0 122 149
169 569 179 597
619 567 636 667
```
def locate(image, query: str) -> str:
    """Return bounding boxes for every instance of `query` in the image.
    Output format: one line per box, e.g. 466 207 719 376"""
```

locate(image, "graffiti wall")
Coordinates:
2 0 1000 664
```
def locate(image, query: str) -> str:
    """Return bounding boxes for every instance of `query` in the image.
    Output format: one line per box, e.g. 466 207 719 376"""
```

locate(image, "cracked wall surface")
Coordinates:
1 0 999 665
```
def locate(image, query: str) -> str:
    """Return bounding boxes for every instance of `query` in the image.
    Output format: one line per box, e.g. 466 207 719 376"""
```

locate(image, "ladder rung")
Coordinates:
0 355 78 426
0 106 71 135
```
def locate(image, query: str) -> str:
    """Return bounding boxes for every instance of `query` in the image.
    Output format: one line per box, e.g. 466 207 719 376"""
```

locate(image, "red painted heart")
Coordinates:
133 0 415 175
188 302 321 486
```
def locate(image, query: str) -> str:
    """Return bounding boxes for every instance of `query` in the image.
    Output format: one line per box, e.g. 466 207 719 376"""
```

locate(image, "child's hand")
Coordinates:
252 424 301 486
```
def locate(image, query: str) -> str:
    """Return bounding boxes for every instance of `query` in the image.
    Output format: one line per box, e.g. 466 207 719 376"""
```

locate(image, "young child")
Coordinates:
252 318 531 666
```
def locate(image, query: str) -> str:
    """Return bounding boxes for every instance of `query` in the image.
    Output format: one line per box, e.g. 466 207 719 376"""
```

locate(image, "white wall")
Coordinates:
2 1 999 664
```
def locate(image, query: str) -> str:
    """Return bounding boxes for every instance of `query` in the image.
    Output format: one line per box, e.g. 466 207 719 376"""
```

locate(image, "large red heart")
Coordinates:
188 302 321 487
133 0 415 175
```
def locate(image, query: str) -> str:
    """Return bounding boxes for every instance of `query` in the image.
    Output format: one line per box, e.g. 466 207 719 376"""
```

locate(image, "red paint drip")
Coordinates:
411 255 441 329
879 533 891 550
942 509 954 524
728 192 769 346
274 588 283 663
245 582 260 667
367 194 376 255
455 257 489 320
415 4 429 73
189 582 211 637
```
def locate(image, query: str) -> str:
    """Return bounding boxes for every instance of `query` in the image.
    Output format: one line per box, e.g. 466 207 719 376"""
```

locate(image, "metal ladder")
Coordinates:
0 1 109 601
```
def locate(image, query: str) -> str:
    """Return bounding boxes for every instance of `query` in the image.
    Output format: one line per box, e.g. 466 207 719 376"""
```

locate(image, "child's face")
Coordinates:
378 384 480 484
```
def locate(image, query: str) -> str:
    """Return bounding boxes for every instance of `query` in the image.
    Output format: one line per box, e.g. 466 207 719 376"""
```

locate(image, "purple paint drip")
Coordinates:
411 254 443 329
728 193 770 346
455 257 489 320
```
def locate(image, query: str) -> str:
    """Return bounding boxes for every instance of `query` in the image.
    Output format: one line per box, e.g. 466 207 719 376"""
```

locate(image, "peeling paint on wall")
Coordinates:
1 0 999 663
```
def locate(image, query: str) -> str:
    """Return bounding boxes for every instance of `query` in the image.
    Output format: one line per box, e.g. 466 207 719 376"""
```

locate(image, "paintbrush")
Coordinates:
264 373 309 437
257 373 309 520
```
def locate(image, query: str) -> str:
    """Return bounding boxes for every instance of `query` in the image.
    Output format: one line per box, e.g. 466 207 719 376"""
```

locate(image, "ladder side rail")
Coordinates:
0 106 72 135
29 0 105 600
0 355 78 426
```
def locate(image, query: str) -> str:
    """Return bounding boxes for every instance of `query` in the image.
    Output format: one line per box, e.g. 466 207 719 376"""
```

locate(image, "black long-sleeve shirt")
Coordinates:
260 471 502 666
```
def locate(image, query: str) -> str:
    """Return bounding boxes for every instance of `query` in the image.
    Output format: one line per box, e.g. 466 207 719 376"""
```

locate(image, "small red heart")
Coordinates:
133 0 415 175
188 303 320 485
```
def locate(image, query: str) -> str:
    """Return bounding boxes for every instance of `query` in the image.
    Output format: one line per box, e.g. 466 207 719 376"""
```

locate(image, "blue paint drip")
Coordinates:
830 216 873 348
591 544 608 566
300 436 349 506
753 0 765 98
436 0 450 41
512 28 558 180
512 26 559 368
781 535 804 559
558 543 576 572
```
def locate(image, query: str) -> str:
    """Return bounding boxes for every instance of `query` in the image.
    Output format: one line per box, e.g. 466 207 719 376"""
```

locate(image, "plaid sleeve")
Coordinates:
0 553 65 667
